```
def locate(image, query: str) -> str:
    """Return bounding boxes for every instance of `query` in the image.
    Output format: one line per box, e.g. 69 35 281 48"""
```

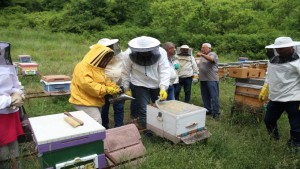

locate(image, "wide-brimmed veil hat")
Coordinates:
180 45 190 49
128 36 160 52
265 37 300 49
89 38 119 48
97 38 119 46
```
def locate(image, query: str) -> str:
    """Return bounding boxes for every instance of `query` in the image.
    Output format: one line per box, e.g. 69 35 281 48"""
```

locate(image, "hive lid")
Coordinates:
18 62 38 66
29 111 105 144
42 75 71 82
155 100 206 115
18 54 31 57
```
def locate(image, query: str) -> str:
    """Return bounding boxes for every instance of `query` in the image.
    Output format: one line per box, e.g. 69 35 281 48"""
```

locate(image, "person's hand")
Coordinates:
159 90 168 101
10 92 25 109
258 84 269 102
196 52 203 57
174 63 179 70
106 86 121 95
192 75 199 84
124 89 132 97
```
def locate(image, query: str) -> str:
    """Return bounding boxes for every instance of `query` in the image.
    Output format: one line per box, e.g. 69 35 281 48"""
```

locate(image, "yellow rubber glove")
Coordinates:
159 90 168 101
124 89 132 97
106 86 121 95
258 84 269 102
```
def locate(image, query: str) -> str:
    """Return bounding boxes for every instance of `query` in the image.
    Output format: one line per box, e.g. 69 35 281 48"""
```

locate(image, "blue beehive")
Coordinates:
18 55 32 63
41 75 71 94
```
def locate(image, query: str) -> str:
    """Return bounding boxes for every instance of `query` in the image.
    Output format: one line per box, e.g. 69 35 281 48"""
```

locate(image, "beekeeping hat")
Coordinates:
180 45 190 49
128 36 160 52
265 37 300 49
0 42 12 65
177 44 192 56
97 38 119 47
90 38 119 49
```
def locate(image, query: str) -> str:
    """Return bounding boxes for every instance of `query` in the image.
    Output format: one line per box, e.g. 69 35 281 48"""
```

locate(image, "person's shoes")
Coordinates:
143 129 153 137
213 114 220 120
206 111 212 116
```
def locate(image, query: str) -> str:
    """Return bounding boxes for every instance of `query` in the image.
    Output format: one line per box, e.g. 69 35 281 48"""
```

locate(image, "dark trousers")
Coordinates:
174 76 192 103
264 100 300 144
134 85 160 129
200 81 220 116
167 85 175 100
101 95 124 129
130 83 138 119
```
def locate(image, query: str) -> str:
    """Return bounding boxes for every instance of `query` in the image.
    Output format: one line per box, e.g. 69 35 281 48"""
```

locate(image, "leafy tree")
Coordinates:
150 0 197 36
41 0 70 11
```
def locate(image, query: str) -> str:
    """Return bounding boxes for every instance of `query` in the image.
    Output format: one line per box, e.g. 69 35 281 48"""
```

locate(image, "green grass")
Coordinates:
2 28 300 169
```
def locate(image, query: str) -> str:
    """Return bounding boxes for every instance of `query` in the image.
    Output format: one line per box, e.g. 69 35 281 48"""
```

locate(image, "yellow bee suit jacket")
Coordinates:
69 44 116 107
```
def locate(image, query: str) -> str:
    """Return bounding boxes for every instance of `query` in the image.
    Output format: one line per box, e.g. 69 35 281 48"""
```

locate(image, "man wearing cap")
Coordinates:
122 36 170 130
174 45 199 103
196 43 220 119
91 38 125 129
259 37 300 150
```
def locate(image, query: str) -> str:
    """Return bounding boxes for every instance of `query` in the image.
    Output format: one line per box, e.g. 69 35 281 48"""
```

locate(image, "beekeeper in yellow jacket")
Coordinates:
69 44 121 124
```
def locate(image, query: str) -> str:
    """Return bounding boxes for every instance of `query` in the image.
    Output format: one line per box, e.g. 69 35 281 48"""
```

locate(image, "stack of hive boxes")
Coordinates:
29 111 107 169
228 60 268 114
218 63 229 78
41 75 71 95
18 54 39 76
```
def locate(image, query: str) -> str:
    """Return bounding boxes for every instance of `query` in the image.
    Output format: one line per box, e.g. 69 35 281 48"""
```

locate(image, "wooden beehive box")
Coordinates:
18 62 39 75
229 68 260 79
147 100 210 144
29 111 106 169
41 75 71 94
18 54 32 63
234 82 267 108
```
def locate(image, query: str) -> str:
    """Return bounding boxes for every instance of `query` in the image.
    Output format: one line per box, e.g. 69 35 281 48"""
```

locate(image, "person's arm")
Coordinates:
196 52 215 62
191 56 199 74
121 49 132 90
79 71 108 98
158 49 171 90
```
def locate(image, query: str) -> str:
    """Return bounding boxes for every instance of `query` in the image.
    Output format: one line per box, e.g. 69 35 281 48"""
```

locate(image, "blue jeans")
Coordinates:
264 100 300 144
175 76 193 103
130 83 138 119
167 85 175 100
200 81 220 116
101 95 124 129
134 85 160 129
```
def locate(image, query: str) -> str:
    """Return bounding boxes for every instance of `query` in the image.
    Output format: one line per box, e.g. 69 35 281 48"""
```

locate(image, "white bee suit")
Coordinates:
105 52 124 85
0 65 22 114
122 47 170 90
266 59 300 101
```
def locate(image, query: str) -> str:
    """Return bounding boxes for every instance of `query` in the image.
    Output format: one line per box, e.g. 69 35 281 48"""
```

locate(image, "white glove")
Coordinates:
192 75 199 84
10 92 25 109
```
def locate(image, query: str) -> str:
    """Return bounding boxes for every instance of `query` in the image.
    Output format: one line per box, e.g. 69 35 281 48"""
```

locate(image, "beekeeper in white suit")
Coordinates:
0 42 25 169
122 36 170 130
259 37 300 151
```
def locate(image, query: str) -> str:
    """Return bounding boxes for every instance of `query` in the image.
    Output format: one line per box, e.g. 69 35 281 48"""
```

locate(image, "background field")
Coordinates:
2 28 300 169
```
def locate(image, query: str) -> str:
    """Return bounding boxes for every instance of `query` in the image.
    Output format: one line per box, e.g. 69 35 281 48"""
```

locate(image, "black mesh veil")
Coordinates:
0 42 12 65
129 50 161 66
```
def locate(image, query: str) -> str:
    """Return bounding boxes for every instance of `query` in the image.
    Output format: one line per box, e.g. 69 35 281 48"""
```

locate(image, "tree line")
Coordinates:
1 0 300 60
